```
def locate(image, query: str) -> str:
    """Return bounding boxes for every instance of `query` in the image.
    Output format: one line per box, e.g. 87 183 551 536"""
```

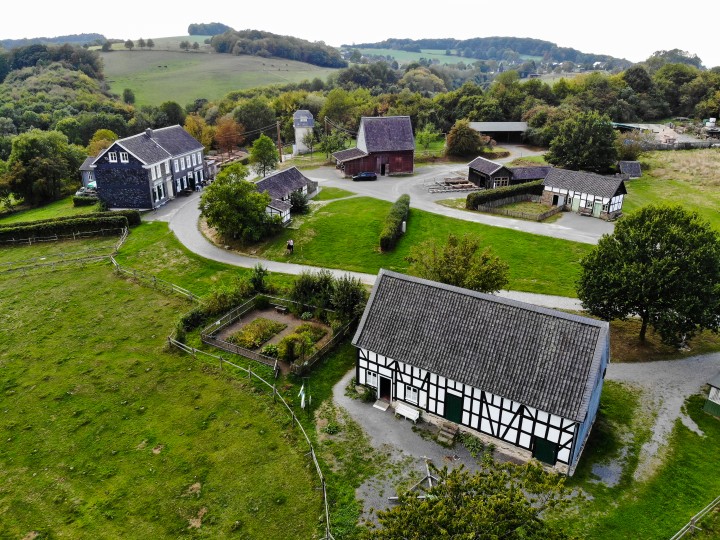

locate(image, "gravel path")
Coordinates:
606 353 720 481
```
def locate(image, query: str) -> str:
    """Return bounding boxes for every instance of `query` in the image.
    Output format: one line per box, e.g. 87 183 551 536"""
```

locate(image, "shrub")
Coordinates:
204 278 253 315
379 194 410 252
465 181 543 210
300 311 313 321
290 269 334 310
0 215 128 242
290 190 309 214
278 332 314 362
331 274 367 323
250 263 268 292
179 306 207 331
73 195 99 207
227 318 287 349
0 209 141 229
260 343 279 357
294 322 327 343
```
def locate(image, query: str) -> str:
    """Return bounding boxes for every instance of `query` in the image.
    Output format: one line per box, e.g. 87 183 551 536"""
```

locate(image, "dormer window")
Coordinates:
120 152 129 163
108 152 117 163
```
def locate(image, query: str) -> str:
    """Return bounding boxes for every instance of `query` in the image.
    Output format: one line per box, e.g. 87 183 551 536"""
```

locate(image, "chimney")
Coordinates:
145 128 153 138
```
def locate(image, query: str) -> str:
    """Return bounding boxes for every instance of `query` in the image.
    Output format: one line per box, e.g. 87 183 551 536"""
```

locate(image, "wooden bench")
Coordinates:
394 402 421 424
273 304 288 314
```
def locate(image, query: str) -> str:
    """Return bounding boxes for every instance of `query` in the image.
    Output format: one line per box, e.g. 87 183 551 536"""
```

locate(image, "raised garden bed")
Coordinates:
227 317 287 348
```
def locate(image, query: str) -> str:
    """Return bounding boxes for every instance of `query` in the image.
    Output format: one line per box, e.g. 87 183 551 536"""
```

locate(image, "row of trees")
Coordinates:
117 38 156 51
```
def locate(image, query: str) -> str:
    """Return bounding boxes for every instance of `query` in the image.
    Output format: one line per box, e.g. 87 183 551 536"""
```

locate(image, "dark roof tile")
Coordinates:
360 116 414 152
509 166 553 180
542 169 627 199
255 166 313 200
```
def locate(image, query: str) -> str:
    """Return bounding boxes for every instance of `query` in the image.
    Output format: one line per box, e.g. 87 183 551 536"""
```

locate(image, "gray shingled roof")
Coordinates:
469 121 528 133
80 156 95 171
709 372 720 389
92 126 201 167
150 125 203 156
618 161 642 178
268 199 292 212
543 169 627 199
467 156 506 175
333 148 367 162
509 166 553 181
293 110 314 128
352 270 609 422
361 116 415 152
255 166 312 200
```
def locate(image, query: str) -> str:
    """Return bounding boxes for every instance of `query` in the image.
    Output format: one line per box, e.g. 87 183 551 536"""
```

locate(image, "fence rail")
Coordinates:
291 319 355 375
477 195 563 222
110 257 200 303
0 227 126 246
669 495 720 540
167 338 335 540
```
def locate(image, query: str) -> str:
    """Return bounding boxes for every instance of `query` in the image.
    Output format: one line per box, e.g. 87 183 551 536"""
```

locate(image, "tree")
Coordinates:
214 116 244 157
146 38 155 50
289 190 308 214
198 163 280 243
87 129 118 156
179 40 191 51
101 41 112 52
318 129 348 157
615 129 653 162
249 134 279 177
406 233 509 293
124 39 134 51
184 114 214 150
445 119 488 157
365 459 571 540
331 274 368 323
300 130 315 154
415 122 440 152
122 88 135 105
192 42 200 51
577 205 720 346
545 111 617 173
159 101 186 126
137 37 146 50
232 96 276 142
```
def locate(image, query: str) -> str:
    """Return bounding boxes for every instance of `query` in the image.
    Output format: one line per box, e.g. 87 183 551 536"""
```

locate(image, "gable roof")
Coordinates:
542 169 627 199
709 372 720 389
352 270 609 422
255 166 312 200
80 156 95 171
333 148 367 162
618 161 642 178
92 126 202 167
467 156 507 176
360 116 414 153
293 110 314 128
509 166 553 181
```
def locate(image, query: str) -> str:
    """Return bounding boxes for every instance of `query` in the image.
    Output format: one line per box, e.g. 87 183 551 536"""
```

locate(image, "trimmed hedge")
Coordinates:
0 209 142 229
379 194 410 252
466 180 544 209
73 195 99 207
0 215 128 242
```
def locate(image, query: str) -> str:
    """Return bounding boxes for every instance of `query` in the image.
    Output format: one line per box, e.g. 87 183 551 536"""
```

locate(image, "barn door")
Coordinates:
532 436 558 465
592 201 603 217
444 393 463 424
571 196 581 212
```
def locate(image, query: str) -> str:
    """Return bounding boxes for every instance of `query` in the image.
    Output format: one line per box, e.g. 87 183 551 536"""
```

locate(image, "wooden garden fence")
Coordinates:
167 338 335 540
476 195 564 222
669 495 720 539
110 256 200 303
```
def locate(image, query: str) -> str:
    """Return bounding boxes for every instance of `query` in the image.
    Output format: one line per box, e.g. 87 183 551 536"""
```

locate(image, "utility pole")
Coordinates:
276 121 283 163
324 116 329 159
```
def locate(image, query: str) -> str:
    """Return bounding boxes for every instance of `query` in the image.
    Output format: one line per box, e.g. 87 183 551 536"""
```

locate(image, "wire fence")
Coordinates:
167 338 335 540
0 227 126 246
669 495 720 539
110 257 200 303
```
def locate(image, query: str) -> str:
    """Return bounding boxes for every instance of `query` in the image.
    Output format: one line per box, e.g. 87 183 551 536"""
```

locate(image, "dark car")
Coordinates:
352 171 377 181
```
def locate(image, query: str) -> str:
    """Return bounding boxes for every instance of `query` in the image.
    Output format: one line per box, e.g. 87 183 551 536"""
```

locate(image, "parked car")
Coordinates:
352 171 377 181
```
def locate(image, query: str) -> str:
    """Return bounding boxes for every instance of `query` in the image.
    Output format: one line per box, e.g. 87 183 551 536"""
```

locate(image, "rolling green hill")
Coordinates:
101 38 337 106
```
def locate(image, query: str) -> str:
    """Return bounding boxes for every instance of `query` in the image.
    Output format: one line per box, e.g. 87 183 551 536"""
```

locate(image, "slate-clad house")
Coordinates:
91 126 205 209
79 156 96 188
541 168 626 220
352 270 610 475
705 372 720 417
255 166 317 225
467 157 551 189
333 116 414 177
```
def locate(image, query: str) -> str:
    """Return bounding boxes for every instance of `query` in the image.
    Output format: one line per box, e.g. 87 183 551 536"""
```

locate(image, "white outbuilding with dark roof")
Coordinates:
541 168 626 220
352 270 610 475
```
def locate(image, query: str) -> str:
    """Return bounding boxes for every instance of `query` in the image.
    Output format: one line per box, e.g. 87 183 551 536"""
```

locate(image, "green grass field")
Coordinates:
313 187 355 201
356 48 457 65
101 45 336 106
241 197 591 297
0 196 98 225
0 258 319 539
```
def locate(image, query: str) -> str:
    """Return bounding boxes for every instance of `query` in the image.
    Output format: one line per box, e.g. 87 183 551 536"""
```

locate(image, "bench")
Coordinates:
394 402 421 424
273 304 288 314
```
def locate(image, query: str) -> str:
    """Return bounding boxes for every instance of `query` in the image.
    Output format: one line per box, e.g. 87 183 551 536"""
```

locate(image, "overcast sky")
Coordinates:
3 0 718 68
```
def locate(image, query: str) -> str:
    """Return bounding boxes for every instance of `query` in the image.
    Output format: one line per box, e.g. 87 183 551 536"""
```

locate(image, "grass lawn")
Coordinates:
356 48 456 65
245 197 591 297
624 149 720 229
563 388 720 539
0 196 98 225
0 256 319 539
313 187 355 201
101 48 336 106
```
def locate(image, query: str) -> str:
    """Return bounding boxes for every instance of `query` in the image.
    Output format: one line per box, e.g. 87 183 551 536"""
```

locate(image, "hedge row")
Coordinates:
466 180 544 209
73 195 99 207
0 209 142 229
0 215 129 242
379 194 411 252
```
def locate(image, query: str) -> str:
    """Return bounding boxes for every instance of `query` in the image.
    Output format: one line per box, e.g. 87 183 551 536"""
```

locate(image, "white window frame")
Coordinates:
191 153 197 166
405 385 419 405
366 371 378 388
108 152 117 163
165 161 170 174
155 164 162 178
174 159 179 172
180 156 186 169
150 166 157 180
119 152 129 163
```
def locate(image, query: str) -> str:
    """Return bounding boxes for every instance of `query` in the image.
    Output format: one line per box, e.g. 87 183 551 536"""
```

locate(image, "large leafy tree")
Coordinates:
249 133 279 177
232 96 276 142
365 460 571 540
577 205 720 345
198 163 280 243
213 116 244 157
5 129 84 205
445 119 490 157
183 113 214 150
545 110 617 173
406 233 509 294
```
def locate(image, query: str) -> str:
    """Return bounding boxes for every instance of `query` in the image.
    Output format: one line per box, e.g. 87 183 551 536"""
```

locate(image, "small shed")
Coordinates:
467 156 512 189
618 161 642 179
705 372 720 417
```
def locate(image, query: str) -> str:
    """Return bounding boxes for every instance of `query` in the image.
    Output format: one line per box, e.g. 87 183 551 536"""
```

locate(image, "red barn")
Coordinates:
333 116 415 177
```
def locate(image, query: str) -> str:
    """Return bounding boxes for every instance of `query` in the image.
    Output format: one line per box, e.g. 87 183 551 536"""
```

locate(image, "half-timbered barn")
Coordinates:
333 116 414 177
255 166 317 225
705 372 720 417
91 126 205 209
352 270 610 475
541 168 626 220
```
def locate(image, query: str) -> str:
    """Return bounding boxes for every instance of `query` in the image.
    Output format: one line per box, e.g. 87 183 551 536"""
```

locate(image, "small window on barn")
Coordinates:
108 152 117 163
119 152 129 163
366 371 378 388
405 385 419 405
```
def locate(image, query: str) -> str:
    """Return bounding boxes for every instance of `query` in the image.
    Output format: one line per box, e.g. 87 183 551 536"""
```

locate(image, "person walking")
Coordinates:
288 239 294 254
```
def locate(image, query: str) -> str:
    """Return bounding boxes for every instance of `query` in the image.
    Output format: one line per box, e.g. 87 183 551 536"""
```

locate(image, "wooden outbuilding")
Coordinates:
255 166 317 225
352 270 610 475
333 116 414 177
705 372 720 417
541 169 626 220
467 156 551 189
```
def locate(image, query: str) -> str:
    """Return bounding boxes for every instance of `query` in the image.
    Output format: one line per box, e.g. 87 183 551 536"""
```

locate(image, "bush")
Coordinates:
465 180 544 210
227 318 287 349
331 274 367 323
300 311 313 321
294 322 327 343
290 190 309 214
278 332 314 363
204 278 254 315
0 215 128 241
0 209 141 229
73 195 99 207
290 269 334 310
260 343 279 357
179 306 207 331
379 194 410 252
